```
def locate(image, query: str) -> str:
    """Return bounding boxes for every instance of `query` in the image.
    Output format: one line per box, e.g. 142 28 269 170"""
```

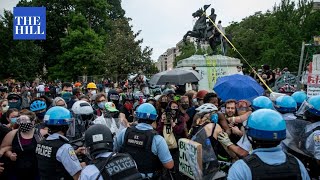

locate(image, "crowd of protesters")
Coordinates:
0 71 318 180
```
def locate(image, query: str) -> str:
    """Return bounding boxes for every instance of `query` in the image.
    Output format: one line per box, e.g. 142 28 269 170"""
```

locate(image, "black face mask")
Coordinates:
161 102 167 109
181 104 189 110
36 111 46 120
171 109 178 117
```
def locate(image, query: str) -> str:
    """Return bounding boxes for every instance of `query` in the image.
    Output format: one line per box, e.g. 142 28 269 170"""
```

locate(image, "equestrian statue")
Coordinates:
183 4 232 55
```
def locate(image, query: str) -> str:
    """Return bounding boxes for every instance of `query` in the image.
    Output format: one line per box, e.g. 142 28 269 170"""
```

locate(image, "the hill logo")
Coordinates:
13 7 46 40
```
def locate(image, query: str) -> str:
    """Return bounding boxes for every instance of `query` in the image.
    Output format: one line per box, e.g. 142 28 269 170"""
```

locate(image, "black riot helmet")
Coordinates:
84 124 113 157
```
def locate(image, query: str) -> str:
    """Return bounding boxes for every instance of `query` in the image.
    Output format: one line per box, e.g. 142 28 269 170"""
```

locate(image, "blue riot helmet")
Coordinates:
135 103 157 121
274 95 297 113
246 109 286 141
291 91 307 108
307 95 320 117
252 96 274 110
44 106 75 137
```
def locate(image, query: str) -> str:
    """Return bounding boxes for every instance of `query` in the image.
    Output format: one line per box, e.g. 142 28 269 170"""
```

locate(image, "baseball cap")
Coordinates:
105 102 118 112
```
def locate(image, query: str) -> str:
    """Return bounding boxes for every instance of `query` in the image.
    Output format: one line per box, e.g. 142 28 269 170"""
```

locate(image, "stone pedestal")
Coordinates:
176 55 242 91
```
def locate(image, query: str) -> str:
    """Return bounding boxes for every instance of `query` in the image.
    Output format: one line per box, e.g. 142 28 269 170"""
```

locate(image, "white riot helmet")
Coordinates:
196 103 218 114
72 100 94 115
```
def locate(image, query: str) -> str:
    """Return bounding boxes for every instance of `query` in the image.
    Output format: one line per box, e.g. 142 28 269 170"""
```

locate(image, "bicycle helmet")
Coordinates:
195 103 218 114
163 89 175 95
71 100 93 115
30 100 47 112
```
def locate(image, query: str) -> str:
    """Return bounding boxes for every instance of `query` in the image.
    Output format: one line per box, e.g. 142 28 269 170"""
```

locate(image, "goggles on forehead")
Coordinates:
110 94 119 101
17 115 32 124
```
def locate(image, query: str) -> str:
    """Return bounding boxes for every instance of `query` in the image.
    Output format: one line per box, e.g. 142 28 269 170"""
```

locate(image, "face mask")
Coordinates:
27 92 31 96
36 111 46 120
181 104 189 110
171 109 178 116
161 102 167 109
10 117 17 125
91 90 97 95
2 105 9 113
124 103 133 111
62 92 72 103
113 100 119 106
192 98 197 104
19 122 34 132
211 113 218 123
98 102 106 109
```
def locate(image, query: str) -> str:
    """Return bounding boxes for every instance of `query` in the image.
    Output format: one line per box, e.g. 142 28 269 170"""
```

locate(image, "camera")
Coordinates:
165 108 172 134
0 86 8 93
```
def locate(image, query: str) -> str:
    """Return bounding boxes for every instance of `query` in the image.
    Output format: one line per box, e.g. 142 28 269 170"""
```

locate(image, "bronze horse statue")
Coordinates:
183 5 232 55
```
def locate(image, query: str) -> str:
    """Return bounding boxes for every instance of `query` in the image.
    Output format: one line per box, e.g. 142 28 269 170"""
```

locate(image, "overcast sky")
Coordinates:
1 0 306 60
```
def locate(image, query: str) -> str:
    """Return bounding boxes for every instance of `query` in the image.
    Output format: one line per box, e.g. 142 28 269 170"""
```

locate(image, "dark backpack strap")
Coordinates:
145 129 157 151
94 152 115 180
243 153 261 169
313 126 320 132
285 153 302 179
211 122 216 137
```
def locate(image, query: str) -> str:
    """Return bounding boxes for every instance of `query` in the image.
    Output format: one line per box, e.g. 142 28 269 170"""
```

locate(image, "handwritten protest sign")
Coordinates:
178 138 202 179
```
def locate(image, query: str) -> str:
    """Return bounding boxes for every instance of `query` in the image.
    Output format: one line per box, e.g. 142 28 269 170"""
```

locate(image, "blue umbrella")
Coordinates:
213 74 264 102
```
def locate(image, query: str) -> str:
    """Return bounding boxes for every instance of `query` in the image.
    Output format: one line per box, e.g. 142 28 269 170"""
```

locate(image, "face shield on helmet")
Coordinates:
44 106 76 137
296 95 320 118
296 100 313 116
135 103 158 121
71 100 94 122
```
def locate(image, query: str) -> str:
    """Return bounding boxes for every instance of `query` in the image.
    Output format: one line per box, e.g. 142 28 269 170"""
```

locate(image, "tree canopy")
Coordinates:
176 0 320 72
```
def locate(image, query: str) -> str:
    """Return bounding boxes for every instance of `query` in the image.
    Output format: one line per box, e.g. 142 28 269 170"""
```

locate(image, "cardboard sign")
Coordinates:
178 138 202 179
307 55 320 97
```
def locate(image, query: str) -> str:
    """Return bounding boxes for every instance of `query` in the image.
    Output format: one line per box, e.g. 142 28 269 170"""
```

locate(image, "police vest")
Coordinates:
92 153 142 180
121 126 162 174
36 137 73 180
243 153 302 180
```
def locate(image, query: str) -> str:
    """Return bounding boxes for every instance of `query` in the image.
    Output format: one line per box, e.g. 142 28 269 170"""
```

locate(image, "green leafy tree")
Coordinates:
0 10 43 81
49 13 104 81
226 0 320 71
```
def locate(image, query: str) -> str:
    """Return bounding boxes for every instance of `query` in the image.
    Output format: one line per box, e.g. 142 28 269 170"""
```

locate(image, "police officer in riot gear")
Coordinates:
35 106 82 180
70 100 95 140
274 95 297 120
228 109 310 180
115 103 174 179
301 95 320 178
80 124 142 180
